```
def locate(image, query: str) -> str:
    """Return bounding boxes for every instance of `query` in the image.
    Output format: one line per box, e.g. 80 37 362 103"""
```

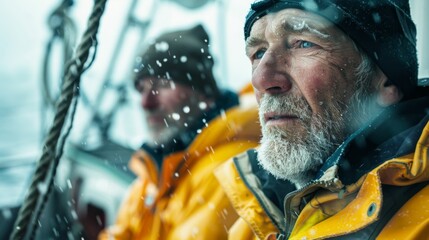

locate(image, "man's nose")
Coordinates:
251 50 292 95
141 89 158 110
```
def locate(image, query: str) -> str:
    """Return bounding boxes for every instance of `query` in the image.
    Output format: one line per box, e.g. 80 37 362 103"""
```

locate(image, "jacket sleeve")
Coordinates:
165 170 239 239
98 178 147 240
161 142 256 240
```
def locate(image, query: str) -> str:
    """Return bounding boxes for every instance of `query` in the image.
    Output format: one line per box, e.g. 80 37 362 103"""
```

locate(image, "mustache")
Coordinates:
258 94 312 122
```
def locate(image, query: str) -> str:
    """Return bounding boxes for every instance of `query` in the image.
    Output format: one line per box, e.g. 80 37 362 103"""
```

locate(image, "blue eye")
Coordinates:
299 41 316 48
254 49 266 59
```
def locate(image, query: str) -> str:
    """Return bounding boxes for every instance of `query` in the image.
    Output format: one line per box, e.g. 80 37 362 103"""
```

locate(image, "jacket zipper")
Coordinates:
283 179 341 239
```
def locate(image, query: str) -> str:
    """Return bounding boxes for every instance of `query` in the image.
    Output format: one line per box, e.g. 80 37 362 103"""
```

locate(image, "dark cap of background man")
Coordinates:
244 0 428 100
134 24 220 98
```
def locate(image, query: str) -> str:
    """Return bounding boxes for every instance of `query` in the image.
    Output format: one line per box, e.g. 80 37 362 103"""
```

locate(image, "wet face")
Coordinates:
136 77 210 147
246 9 371 185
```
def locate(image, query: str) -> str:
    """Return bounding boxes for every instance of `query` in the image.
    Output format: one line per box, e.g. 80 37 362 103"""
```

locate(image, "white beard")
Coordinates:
146 124 181 148
257 94 346 187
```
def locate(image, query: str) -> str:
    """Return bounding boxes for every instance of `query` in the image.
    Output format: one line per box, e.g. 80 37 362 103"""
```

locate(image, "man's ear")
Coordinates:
375 73 403 107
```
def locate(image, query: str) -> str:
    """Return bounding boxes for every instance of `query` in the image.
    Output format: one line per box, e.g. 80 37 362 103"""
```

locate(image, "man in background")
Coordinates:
99 24 260 239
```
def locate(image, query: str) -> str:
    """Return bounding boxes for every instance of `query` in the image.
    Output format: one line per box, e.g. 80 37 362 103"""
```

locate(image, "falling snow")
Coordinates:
155 41 169 52
172 113 181 120
183 106 190 113
199 102 207 110
180 56 188 63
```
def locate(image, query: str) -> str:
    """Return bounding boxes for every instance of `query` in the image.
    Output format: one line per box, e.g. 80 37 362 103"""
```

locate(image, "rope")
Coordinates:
42 0 77 107
9 0 108 239
28 95 79 240
40 0 77 143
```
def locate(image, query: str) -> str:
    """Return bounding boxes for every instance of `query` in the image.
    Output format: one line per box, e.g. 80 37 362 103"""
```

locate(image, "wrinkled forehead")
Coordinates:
248 8 336 40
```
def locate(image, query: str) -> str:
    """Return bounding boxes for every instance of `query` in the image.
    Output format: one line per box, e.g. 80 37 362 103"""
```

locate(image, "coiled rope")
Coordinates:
10 0 108 239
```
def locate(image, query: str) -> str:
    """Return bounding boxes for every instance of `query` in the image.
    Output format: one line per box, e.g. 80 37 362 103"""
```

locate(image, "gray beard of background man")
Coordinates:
146 114 182 148
144 95 208 149
257 53 382 188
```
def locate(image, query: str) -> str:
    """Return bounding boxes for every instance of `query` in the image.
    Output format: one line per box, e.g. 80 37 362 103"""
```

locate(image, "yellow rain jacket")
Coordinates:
99 90 261 240
215 96 429 240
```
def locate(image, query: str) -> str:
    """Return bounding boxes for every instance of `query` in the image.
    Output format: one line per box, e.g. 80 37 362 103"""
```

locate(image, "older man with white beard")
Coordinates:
214 0 429 239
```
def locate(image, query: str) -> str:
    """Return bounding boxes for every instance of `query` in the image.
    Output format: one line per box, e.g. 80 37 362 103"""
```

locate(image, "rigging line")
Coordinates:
28 91 80 240
9 0 108 239
81 0 157 141
42 1 77 107
41 0 77 141
90 0 139 109
42 36 57 107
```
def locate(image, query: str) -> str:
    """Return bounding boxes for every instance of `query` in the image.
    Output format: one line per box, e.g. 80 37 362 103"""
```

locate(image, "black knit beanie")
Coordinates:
244 0 428 100
133 24 219 98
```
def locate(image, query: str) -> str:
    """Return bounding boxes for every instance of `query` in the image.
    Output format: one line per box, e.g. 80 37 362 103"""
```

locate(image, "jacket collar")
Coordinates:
317 96 429 185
